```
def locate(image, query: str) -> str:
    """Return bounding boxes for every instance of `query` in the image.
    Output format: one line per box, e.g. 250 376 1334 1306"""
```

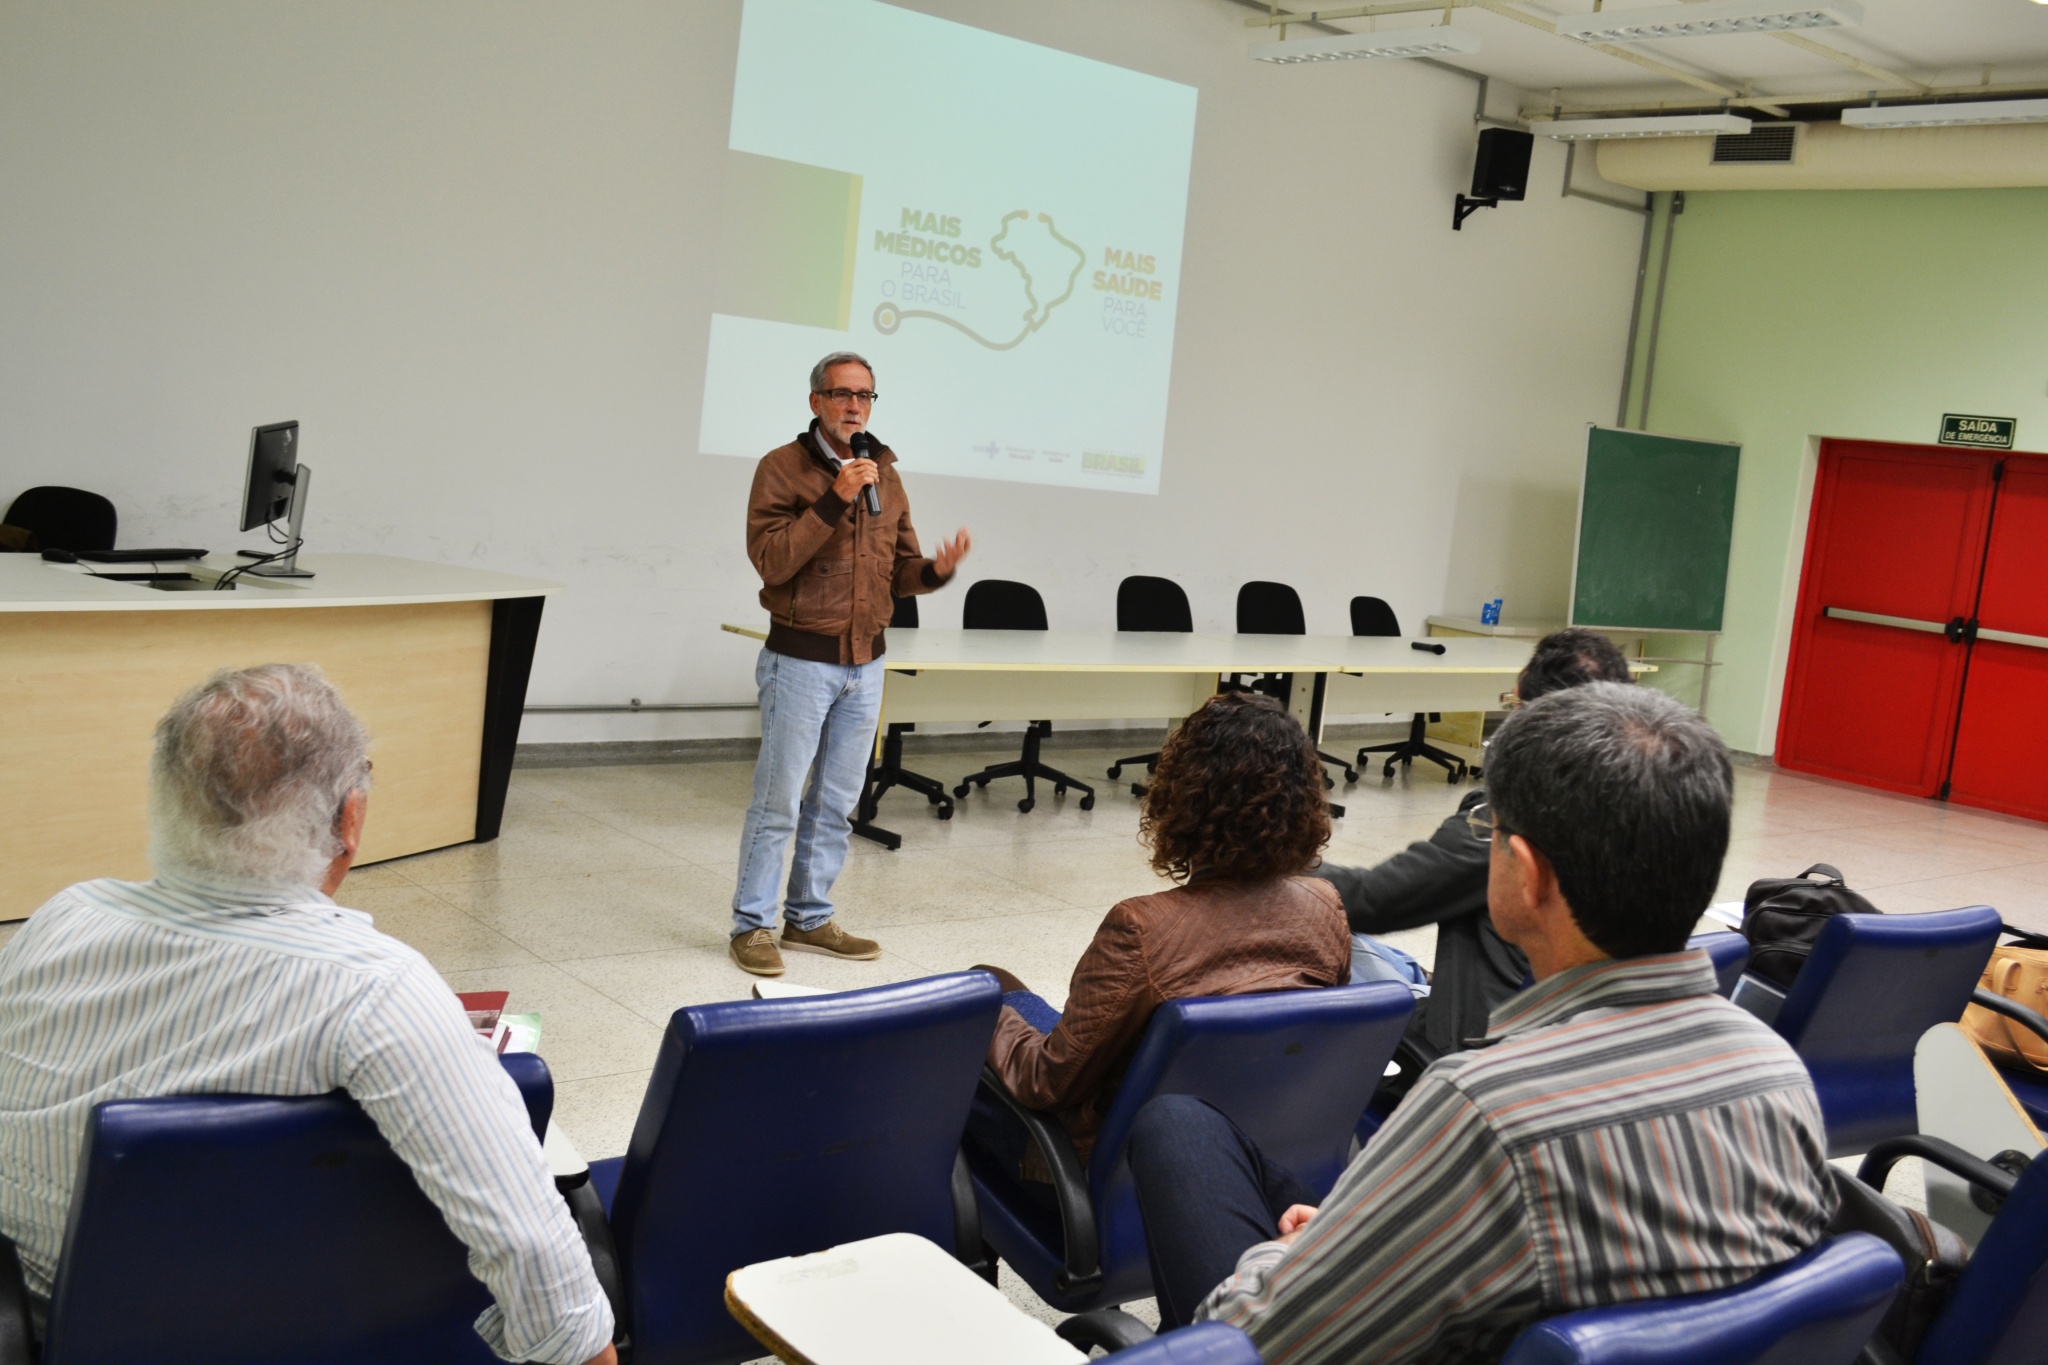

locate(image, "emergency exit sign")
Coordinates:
1939 414 2017 449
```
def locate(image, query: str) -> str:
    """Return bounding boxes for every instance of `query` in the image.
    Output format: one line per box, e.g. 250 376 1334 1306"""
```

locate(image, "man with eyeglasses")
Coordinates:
1123 684 1834 1362
1315 627 1632 1080
730 351 971 977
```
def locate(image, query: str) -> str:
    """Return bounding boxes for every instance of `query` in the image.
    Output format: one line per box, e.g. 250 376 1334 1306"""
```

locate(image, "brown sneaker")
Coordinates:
729 928 785 977
781 920 881 961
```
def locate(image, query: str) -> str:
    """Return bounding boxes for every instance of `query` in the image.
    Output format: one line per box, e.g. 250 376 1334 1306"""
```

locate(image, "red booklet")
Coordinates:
458 990 511 1053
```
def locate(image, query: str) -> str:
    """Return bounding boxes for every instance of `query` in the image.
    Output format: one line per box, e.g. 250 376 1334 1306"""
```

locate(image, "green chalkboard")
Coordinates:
1570 427 1740 633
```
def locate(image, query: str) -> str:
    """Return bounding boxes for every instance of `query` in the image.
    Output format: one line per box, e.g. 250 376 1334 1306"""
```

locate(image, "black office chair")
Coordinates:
1349 595 1468 784
3 486 116 553
952 580 1096 814
853 596 954 849
1106 575 1193 797
1233 581 1356 786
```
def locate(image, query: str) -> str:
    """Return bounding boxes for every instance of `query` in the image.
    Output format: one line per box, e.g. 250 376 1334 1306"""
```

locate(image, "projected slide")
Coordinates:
698 0 1198 495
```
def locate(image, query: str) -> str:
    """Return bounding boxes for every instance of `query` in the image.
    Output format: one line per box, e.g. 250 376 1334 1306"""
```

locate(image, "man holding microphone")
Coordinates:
731 352 971 977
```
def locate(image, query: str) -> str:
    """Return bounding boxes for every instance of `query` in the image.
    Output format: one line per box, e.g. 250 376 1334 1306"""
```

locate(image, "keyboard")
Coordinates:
76 548 209 563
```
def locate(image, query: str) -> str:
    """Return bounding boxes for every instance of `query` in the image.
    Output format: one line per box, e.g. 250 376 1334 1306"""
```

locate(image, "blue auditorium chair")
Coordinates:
586 971 1001 1365
1750 905 2001 1156
1068 1236 1899 1365
1497 1233 1902 1365
1100 1322 1261 1363
24 1053 555 1365
1855 1139 2048 1365
968 981 1415 1315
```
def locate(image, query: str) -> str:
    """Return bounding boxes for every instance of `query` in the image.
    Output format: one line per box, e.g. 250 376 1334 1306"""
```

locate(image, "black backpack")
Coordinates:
1740 863 1883 989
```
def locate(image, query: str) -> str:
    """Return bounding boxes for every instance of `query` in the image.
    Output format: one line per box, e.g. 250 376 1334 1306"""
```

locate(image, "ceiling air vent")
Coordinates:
1713 124 1798 163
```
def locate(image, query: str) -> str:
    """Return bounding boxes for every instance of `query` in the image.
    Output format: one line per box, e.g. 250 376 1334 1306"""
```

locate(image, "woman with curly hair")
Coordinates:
967 691 1351 1189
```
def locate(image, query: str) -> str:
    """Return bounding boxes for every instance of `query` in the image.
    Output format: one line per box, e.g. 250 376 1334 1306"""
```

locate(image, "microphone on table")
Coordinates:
849 431 882 518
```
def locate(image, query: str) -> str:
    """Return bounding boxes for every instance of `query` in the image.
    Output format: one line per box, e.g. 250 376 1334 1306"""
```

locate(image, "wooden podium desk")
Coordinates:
0 553 559 920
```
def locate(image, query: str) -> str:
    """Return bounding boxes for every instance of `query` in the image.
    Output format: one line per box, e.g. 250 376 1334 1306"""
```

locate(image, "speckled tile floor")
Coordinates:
331 744 2048 1339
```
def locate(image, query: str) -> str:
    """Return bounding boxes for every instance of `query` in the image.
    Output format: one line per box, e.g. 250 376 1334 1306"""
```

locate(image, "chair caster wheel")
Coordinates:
953 783 971 799
976 779 990 790
1079 795 1095 811
937 804 954 820
1130 783 1145 798
1055 783 1068 797
1146 760 1158 773
1344 767 1359 783
1107 764 1122 779
1447 770 1460 784
1017 798 1035 813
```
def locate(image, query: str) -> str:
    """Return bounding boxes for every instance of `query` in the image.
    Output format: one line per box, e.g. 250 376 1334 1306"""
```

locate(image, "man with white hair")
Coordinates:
0 664 617 1364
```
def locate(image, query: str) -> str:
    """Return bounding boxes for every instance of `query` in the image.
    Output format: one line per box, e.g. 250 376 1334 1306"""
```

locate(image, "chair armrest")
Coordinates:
0 1233 35 1365
1057 1308 1156 1353
1972 986 2048 1049
563 1181 631 1356
976 1066 1102 1296
1856 1133 2020 1202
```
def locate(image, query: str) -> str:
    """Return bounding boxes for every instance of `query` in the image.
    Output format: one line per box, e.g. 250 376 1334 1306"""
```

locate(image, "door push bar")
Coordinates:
1824 606 2048 651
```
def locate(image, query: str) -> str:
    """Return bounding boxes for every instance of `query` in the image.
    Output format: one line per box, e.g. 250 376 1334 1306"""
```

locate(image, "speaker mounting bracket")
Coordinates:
1452 194 1498 231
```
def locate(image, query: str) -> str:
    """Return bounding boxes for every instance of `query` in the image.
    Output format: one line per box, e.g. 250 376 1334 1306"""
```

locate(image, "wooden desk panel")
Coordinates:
0 601 491 919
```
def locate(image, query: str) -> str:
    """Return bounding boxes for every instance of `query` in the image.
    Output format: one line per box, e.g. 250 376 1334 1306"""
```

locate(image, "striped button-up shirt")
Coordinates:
0 875 614 1364
1196 950 1836 1364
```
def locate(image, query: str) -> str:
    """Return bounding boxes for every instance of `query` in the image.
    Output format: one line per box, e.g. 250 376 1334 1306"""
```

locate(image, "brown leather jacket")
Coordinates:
747 423 947 664
987 876 1350 1166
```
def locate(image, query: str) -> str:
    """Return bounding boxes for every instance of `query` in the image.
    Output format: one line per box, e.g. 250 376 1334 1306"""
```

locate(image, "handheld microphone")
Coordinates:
849 431 882 517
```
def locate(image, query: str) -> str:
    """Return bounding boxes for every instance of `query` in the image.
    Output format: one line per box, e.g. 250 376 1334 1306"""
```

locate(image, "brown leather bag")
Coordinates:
1961 927 2048 1073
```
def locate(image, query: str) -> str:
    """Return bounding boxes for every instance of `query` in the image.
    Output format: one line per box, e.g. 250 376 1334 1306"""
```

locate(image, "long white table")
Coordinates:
722 624 1541 737
719 623 1614 842
2 553 559 919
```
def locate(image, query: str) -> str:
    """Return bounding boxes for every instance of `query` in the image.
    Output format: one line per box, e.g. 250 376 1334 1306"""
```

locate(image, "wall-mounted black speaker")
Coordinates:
1471 128 1534 201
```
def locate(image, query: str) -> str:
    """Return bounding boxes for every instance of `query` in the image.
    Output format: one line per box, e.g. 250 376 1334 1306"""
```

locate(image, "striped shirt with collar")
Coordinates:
0 874 614 1364
1195 949 1836 1365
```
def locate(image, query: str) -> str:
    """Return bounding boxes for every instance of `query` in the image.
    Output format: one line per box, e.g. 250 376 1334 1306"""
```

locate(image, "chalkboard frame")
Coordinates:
1568 425 1741 635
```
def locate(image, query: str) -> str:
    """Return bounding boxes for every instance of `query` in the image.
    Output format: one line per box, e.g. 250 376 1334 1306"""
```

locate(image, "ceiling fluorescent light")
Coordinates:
1536 114 1753 139
1556 0 1862 44
1250 26 1482 63
1842 98 2048 129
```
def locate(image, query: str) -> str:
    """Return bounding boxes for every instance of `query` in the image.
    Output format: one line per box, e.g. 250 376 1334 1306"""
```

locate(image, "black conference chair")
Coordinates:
853 596 954 849
1233 580 1356 786
2 486 116 553
1349 595 1469 783
1106 575 1194 797
952 580 1096 814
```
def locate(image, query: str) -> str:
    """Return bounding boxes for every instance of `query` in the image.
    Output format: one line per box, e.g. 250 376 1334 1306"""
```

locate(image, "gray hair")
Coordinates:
810 351 875 392
149 664 372 890
1485 682 1732 957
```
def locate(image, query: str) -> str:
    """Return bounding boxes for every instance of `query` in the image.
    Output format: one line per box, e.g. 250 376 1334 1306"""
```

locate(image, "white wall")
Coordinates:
0 0 1644 743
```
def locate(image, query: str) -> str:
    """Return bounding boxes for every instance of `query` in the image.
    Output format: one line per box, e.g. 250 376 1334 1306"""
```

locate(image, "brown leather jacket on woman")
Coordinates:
746 422 948 665
987 875 1351 1165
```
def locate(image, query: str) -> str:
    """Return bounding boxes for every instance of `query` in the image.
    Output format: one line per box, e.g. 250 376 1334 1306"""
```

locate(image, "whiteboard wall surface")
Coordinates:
1570 426 1741 635
0 0 1645 743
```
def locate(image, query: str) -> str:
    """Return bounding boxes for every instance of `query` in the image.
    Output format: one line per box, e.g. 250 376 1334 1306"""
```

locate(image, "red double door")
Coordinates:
1778 439 2048 822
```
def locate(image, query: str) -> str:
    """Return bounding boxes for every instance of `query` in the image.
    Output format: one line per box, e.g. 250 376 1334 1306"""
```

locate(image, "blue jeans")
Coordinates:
730 648 884 936
1129 1095 1318 1330
1350 932 1432 998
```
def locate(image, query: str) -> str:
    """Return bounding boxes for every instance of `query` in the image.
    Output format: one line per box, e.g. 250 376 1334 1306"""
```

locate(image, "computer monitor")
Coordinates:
239 420 299 532
236 420 313 577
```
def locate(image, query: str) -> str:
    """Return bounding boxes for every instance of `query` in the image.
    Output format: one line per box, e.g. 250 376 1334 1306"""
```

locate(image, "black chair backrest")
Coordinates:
1349 596 1401 637
1236 581 1305 635
963 579 1048 631
5 486 116 553
890 594 919 629
1116 576 1193 633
